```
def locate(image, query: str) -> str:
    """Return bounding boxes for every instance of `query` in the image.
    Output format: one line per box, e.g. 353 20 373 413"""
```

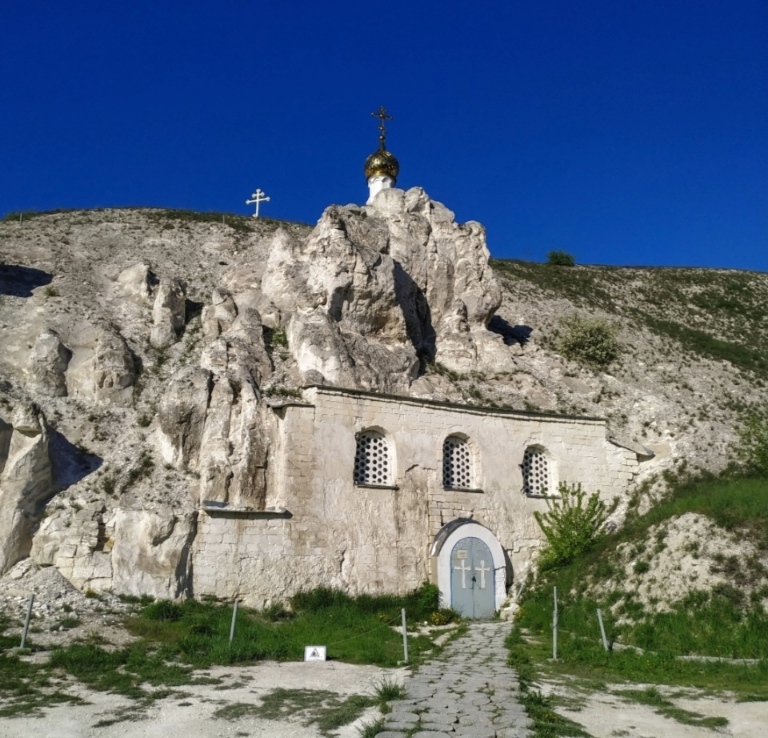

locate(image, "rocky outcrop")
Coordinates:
66 324 136 406
30 501 111 590
117 261 155 304
150 277 187 349
110 510 195 600
0 404 55 575
261 187 508 390
27 328 70 397
201 287 238 339
158 301 273 507
157 366 212 471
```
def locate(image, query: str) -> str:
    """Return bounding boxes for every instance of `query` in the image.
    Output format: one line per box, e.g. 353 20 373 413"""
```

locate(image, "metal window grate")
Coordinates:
354 431 391 485
522 447 550 495
443 436 472 489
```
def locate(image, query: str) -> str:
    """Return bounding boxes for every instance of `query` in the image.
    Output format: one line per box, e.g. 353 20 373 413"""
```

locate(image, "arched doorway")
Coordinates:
430 519 507 618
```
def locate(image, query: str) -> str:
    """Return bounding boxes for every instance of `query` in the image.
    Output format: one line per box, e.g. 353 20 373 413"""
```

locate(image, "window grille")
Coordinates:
354 431 391 485
522 447 550 495
443 436 473 489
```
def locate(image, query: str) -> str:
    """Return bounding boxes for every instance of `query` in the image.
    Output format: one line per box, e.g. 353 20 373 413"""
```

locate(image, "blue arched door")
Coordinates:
450 536 495 618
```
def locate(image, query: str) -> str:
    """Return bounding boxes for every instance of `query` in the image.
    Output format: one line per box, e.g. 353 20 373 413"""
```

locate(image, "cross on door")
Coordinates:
455 559 471 588
474 560 491 589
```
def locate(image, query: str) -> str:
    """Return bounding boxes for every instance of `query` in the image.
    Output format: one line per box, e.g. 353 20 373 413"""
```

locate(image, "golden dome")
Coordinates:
364 145 399 182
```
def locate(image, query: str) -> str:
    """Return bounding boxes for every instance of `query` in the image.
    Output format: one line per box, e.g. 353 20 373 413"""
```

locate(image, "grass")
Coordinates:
126 585 442 669
617 686 728 729
623 474 768 549
490 258 768 378
0 585 449 717
214 688 378 735
0 652 85 717
507 473 768 710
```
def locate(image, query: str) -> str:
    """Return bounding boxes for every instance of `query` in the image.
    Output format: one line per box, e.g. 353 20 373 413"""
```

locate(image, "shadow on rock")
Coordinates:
488 316 533 346
0 265 54 297
49 429 103 494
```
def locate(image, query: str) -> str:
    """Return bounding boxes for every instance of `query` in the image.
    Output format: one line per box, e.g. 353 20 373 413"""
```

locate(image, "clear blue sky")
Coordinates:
3 1 766 270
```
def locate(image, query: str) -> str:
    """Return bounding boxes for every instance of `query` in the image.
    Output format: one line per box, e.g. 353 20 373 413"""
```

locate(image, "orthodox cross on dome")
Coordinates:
246 188 270 218
371 106 393 149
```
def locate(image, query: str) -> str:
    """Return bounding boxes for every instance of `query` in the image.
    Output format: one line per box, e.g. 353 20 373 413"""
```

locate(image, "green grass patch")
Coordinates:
617 686 728 728
624 475 768 549
214 688 377 735
509 474 768 699
127 585 442 669
0 585 450 709
490 259 768 377
48 642 194 699
0 652 84 717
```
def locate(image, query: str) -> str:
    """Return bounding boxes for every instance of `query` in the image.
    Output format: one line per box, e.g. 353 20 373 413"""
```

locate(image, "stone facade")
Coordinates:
193 386 642 608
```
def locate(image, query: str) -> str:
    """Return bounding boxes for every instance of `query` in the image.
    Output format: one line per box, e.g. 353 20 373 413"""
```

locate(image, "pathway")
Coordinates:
375 621 533 738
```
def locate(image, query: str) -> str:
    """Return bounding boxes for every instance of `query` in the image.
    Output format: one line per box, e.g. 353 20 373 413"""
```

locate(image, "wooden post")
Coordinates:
229 600 239 644
401 608 409 664
597 608 609 651
20 594 34 648
552 587 558 661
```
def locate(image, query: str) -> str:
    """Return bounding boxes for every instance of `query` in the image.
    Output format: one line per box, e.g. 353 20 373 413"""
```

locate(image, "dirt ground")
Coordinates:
2 660 767 738
0 660 406 738
541 679 768 738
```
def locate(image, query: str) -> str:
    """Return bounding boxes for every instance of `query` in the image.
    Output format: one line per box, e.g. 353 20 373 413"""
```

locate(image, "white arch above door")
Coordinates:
430 519 507 614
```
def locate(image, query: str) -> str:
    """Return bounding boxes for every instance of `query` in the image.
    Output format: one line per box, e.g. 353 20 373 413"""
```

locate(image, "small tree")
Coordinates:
733 403 768 477
556 313 620 369
546 250 575 267
534 482 611 571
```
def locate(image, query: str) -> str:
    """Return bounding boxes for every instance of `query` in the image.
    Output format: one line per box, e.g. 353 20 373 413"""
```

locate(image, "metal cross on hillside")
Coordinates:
371 106 393 147
246 188 270 218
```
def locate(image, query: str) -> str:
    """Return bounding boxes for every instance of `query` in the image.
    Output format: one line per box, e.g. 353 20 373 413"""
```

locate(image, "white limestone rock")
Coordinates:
201 287 238 339
197 307 273 507
66 324 136 406
261 188 507 390
27 328 71 397
157 366 212 470
110 510 195 600
116 261 155 304
0 404 55 575
150 277 187 349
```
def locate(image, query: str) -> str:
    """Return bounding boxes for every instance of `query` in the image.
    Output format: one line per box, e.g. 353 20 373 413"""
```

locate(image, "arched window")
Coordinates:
443 435 473 489
354 430 392 486
522 446 551 496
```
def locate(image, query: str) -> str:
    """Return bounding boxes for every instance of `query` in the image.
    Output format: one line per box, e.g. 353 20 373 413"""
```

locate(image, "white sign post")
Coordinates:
246 188 270 218
304 645 327 662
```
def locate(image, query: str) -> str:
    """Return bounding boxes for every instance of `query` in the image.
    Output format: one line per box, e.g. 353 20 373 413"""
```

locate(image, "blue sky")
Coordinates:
3 1 766 270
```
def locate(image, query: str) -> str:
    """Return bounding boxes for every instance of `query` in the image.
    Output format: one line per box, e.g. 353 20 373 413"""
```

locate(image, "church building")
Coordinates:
190 109 648 617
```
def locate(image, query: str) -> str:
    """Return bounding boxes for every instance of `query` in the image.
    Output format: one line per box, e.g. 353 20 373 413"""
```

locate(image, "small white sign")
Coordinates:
304 646 327 662
456 550 468 559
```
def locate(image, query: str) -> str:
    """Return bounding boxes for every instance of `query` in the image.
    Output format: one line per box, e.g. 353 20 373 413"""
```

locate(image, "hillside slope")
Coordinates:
0 202 766 595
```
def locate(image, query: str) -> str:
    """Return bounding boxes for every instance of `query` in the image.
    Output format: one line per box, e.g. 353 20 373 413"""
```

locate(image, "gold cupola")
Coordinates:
364 106 399 184
364 145 399 182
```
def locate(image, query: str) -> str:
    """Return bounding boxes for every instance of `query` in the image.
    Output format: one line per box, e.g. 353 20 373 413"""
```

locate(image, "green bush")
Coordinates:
534 482 612 571
546 250 575 266
733 404 768 478
556 313 620 368
142 600 184 621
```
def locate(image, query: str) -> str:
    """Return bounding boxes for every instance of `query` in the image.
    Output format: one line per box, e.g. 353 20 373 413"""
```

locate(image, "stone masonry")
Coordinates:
192 386 643 608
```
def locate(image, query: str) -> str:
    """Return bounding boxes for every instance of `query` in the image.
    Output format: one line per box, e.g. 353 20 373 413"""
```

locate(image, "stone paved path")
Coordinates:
375 621 533 738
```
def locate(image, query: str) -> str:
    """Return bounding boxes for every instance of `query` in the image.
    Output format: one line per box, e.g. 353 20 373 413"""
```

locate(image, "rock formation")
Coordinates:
0 403 54 574
261 188 508 391
0 197 764 600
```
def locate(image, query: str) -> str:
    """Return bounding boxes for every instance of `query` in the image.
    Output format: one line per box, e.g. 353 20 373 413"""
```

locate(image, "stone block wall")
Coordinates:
192 386 643 606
